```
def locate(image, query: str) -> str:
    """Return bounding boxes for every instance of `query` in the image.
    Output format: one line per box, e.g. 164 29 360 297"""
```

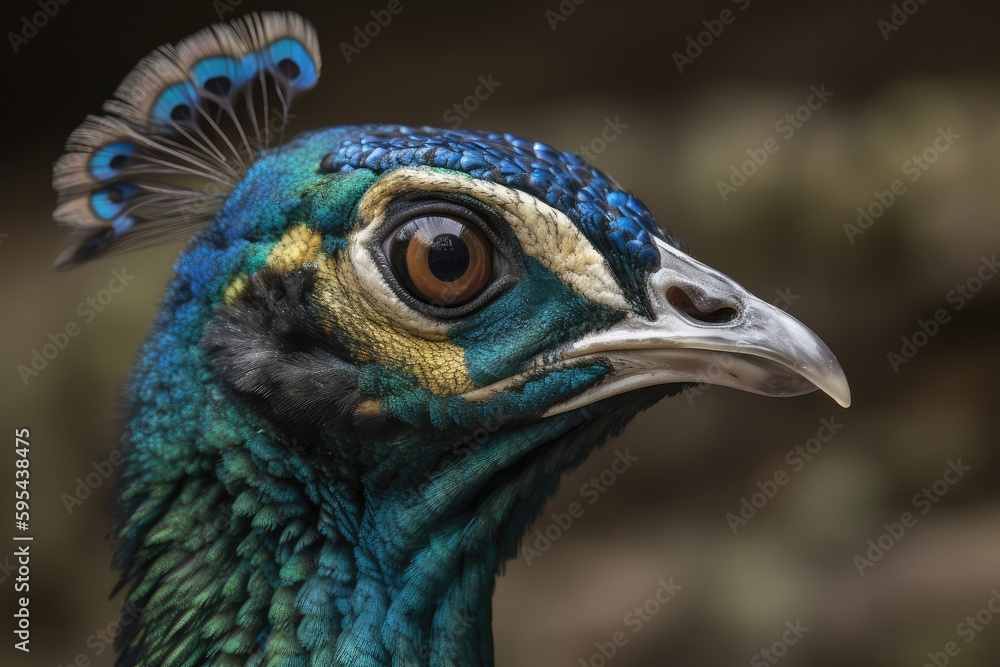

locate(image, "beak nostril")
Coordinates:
665 286 739 324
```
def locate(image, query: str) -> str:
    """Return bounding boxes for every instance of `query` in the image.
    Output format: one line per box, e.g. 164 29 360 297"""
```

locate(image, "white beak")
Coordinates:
544 238 851 416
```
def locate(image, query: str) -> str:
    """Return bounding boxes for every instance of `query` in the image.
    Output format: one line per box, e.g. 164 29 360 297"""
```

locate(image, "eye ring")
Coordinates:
371 198 518 319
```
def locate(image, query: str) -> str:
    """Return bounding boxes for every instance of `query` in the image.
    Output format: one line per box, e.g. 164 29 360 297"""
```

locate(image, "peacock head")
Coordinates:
52 11 849 665
192 125 851 460
52 11 849 500
51 9 851 519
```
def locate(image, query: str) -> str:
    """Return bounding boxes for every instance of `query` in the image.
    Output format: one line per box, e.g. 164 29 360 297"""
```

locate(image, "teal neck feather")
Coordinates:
115 325 654 665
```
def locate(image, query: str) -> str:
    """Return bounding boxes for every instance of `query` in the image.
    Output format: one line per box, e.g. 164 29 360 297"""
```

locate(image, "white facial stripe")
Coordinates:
354 166 629 311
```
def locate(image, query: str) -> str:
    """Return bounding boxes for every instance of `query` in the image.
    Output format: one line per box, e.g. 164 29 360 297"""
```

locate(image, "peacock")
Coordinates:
51 12 850 666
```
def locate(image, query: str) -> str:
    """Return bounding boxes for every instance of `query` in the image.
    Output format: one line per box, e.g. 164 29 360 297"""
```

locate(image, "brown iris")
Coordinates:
387 215 492 307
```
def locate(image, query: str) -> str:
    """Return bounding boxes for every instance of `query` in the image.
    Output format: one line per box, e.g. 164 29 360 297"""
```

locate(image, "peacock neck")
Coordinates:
116 385 600 666
291 416 600 666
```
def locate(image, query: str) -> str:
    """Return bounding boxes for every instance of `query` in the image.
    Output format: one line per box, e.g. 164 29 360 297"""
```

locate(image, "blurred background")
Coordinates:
2 0 999 665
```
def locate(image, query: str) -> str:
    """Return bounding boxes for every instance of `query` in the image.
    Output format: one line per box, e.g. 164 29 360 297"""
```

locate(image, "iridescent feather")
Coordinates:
52 11 320 268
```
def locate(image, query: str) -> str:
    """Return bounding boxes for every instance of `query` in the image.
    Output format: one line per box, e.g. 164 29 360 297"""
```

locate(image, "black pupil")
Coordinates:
278 58 301 80
109 154 129 169
427 234 469 282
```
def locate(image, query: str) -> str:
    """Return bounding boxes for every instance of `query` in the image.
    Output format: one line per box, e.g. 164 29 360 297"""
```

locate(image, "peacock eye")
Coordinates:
374 199 518 318
386 215 492 307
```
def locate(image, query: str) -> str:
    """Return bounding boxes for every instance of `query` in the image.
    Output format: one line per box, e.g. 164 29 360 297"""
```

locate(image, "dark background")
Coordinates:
3 1 1000 665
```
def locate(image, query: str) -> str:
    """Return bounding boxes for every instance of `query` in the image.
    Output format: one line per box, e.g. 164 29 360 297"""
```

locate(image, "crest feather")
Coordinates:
52 11 321 269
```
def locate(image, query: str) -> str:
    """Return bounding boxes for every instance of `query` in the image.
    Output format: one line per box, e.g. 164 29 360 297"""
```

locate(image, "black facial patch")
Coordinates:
201 265 361 437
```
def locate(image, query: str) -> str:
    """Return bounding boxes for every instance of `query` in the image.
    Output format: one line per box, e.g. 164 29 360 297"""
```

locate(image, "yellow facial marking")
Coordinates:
223 273 249 303
267 223 323 272
308 166 631 397
266 223 471 395
313 251 473 396
224 225 321 304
